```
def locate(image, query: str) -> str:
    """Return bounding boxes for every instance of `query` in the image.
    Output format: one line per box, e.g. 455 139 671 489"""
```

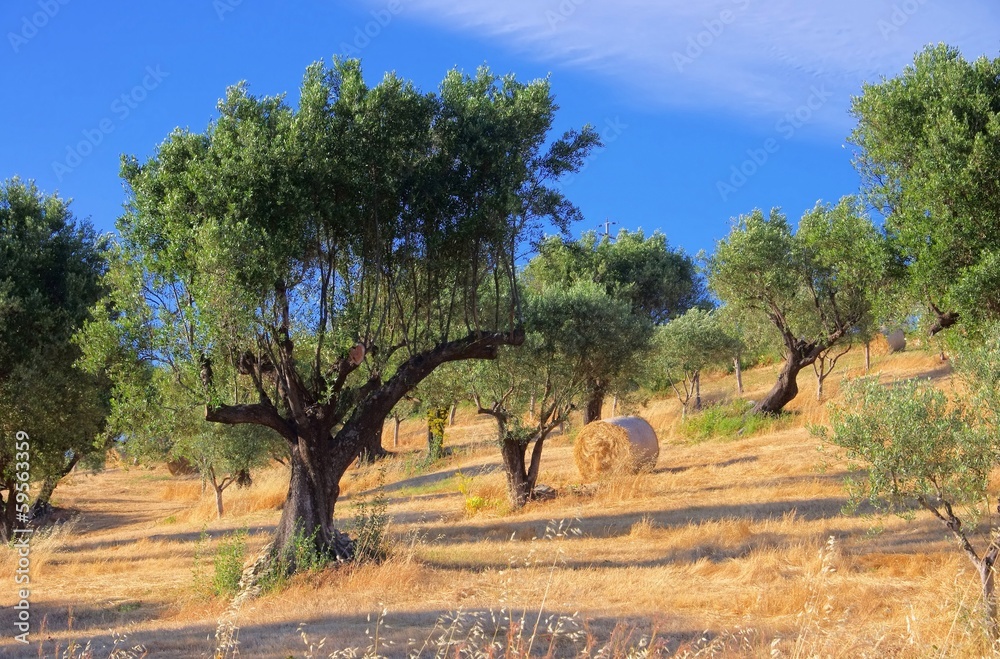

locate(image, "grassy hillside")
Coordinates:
3 339 985 657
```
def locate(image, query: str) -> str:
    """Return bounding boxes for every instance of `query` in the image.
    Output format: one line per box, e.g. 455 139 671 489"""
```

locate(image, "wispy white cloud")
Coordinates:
386 0 999 132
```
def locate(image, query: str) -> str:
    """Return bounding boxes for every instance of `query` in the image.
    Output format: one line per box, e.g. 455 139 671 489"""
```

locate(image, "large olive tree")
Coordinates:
851 44 1000 333
82 60 598 565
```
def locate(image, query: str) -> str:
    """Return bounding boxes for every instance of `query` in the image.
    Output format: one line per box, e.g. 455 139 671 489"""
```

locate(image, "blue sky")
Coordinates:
1 1 996 257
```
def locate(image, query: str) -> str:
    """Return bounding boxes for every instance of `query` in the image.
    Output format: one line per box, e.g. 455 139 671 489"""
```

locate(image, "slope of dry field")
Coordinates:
2 341 991 658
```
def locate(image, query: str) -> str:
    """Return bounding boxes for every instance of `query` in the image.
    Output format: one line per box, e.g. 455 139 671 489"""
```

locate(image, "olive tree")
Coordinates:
653 308 738 417
81 60 598 565
716 304 781 396
706 198 890 414
851 44 1000 334
816 352 1000 640
0 179 109 538
173 422 281 519
470 281 639 507
524 229 702 421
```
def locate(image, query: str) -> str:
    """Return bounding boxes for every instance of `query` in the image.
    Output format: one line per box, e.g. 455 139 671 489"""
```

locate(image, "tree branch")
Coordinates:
205 402 296 443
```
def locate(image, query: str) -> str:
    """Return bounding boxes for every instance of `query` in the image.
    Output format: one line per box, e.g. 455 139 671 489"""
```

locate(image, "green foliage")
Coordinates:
679 400 781 441
705 198 891 412
850 44 1000 328
706 208 798 320
466 279 644 430
652 308 738 390
0 178 110 526
715 304 783 370
523 229 702 412
951 325 1000 420
526 229 706 323
815 378 985 517
212 529 249 597
707 200 888 345
530 280 648 386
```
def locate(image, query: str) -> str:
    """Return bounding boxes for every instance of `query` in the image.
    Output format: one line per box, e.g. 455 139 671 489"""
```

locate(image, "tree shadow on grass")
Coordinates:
58 525 277 554
11 602 718 659
352 460 503 498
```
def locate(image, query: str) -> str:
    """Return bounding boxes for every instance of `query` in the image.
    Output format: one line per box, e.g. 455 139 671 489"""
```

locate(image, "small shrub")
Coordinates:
259 527 333 593
679 400 783 441
350 471 390 563
455 470 505 517
212 529 248 597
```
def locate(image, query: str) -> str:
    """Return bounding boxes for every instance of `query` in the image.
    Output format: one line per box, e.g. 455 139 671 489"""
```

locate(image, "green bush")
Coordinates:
258 527 333 593
350 473 390 563
211 529 248 597
679 400 782 441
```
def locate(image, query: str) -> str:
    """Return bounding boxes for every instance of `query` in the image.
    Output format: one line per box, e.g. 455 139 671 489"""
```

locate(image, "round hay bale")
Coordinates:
573 416 659 481
885 329 906 353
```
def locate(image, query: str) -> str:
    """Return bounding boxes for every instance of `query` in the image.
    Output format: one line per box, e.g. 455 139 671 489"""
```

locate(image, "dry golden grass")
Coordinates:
5 345 993 658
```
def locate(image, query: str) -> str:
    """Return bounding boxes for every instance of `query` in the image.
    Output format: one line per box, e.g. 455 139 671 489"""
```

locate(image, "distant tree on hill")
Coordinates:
716 304 782 396
524 229 704 422
706 198 891 414
468 280 639 507
652 308 738 417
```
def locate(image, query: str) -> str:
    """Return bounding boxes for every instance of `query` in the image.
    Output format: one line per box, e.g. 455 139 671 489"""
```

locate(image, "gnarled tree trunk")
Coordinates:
753 356 804 415
358 425 390 464
500 434 547 508
29 451 82 520
208 328 524 571
1 479 20 543
484 410 553 509
928 307 959 336
272 436 355 564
